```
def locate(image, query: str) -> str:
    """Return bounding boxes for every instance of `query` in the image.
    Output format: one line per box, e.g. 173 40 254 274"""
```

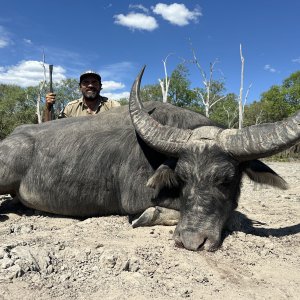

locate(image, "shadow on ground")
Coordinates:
225 210 300 238
1 195 300 238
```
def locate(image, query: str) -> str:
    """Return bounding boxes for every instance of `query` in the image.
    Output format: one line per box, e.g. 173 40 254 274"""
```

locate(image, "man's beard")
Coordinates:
82 89 99 100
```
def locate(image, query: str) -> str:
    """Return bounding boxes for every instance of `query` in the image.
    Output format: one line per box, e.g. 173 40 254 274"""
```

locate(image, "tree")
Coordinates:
0 84 36 138
168 64 197 108
243 71 300 125
243 101 265 126
187 40 226 117
238 44 252 129
118 97 129 106
209 93 239 128
52 78 81 116
0 78 82 138
260 85 292 122
27 78 81 120
140 83 162 102
281 71 300 111
158 53 173 103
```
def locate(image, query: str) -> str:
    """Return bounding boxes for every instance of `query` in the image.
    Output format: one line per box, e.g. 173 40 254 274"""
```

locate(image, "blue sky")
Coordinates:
0 0 299 103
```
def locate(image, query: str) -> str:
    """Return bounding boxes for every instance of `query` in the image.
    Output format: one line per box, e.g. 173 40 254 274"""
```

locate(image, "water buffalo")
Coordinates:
0 67 299 251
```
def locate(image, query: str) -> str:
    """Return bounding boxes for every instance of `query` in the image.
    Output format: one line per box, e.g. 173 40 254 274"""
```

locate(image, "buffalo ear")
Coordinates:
147 164 180 190
242 160 288 190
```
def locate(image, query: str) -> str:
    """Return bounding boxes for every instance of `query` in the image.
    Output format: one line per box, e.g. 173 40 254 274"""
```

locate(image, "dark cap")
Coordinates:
79 70 101 83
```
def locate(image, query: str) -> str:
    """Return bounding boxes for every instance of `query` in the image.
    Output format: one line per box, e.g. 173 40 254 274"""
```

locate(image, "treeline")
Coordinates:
0 66 299 140
136 65 300 129
0 79 81 138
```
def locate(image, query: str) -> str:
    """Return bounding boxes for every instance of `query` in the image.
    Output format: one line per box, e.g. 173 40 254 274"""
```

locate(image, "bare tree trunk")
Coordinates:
36 94 42 124
255 109 264 125
37 50 47 124
238 44 244 129
238 44 253 129
189 39 225 117
158 53 173 103
223 104 238 128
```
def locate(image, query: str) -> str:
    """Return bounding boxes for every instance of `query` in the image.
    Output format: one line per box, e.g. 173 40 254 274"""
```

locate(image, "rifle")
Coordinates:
48 64 55 120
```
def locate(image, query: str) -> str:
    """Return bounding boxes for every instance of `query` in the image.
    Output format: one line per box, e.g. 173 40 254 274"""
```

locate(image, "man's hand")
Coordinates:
46 93 56 109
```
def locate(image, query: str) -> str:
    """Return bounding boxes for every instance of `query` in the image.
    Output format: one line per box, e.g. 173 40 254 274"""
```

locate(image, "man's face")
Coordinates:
80 75 101 100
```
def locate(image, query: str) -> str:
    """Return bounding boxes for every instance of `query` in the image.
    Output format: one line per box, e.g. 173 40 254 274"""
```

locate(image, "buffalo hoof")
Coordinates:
132 206 180 228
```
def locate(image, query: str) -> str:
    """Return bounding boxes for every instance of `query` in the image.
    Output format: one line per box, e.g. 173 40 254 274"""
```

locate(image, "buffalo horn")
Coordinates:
129 66 193 156
130 66 300 161
218 112 300 161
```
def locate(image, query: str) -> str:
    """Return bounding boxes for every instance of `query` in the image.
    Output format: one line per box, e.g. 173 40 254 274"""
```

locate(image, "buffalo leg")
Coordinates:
0 157 17 195
0 135 32 195
132 206 180 228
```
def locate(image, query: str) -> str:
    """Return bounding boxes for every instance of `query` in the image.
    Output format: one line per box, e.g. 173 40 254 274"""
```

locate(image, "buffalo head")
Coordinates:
129 66 300 251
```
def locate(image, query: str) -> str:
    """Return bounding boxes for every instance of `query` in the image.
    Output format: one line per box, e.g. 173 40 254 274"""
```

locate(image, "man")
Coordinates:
44 70 120 121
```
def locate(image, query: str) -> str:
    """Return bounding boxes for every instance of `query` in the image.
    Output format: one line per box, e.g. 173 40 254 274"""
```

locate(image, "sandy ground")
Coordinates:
0 161 299 300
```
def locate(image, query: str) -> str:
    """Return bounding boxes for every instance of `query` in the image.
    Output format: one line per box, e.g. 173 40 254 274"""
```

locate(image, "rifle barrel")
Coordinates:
49 64 53 93
48 64 55 120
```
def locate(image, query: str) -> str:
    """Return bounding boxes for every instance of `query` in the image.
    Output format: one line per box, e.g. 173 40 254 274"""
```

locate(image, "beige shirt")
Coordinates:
59 96 120 118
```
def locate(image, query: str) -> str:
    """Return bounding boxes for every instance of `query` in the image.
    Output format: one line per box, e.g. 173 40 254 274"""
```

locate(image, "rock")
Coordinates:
180 288 193 298
47 265 54 274
7 265 23 279
99 252 117 269
5 246 52 275
9 224 35 234
0 247 7 259
60 273 71 282
91 265 100 272
123 257 141 272
1 258 14 269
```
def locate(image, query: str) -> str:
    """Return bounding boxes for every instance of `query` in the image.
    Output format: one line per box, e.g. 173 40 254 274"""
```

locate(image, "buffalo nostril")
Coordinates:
203 239 221 252
196 237 207 251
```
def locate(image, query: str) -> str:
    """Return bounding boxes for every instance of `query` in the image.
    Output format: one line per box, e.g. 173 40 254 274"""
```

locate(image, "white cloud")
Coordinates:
129 4 149 13
264 64 277 73
114 12 158 31
292 57 300 64
102 80 125 91
102 91 130 100
0 26 12 48
152 3 202 26
0 60 66 87
0 38 9 48
23 38 32 45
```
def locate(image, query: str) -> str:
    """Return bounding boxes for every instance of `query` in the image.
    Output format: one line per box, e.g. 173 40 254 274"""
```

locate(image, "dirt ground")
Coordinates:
0 161 299 300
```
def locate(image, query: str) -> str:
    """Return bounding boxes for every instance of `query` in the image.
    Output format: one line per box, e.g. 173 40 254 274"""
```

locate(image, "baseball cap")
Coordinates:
79 70 101 83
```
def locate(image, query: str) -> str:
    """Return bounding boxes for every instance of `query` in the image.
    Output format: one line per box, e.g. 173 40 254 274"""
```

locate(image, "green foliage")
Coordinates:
243 101 265 126
209 93 238 128
0 66 299 142
0 84 37 138
0 78 81 138
140 84 162 102
194 80 226 118
169 64 198 108
244 71 300 125
281 71 300 111
118 97 129 105
51 78 81 117
260 85 292 122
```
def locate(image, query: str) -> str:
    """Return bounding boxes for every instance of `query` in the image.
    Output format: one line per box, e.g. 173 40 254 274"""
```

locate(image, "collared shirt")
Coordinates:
58 96 121 118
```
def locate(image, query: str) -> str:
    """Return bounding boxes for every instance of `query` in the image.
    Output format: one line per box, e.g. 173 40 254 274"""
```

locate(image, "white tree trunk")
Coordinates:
36 50 47 124
158 53 173 103
238 44 244 129
189 39 224 117
36 93 42 124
